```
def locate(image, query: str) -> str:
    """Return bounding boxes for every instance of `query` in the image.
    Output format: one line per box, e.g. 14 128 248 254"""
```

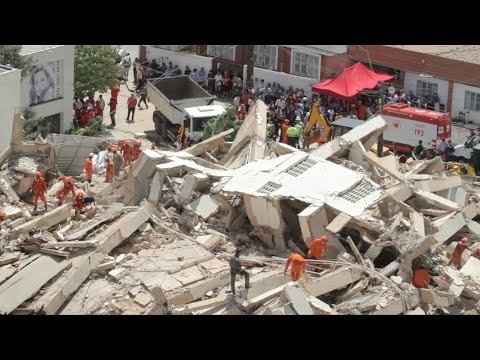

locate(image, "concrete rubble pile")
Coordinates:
2 101 480 315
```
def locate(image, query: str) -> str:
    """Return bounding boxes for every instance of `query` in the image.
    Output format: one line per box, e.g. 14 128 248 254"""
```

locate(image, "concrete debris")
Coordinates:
186 195 219 220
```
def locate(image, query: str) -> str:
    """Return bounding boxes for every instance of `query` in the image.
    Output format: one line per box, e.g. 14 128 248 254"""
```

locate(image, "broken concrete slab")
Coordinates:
185 128 234 157
460 257 480 285
432 213 466 246
172 266 205 286
463 202 478 220
283 283 313 315
414 190 460 211
95 261 116 271
0 264 17 285
12 204 72 236
325 212 351 234
406 307 426 315
345 236 365 265
59 278 114 315
0 178 20 202
420 156 445 175
372 293 419 315
0 255 71 314
186 195 219 220
194 234 222 251
380 261 400 277
414 176 463 193
306 295 335 315
364 152 405 181
0 251 21 266
147 171 163 204
364 245 383 261
339 279 369 301
419 288 455 307
411 211 426 237
134 292 153 307
40 240 98 249
304 266 363 297
199 258 230 275
40 248 70 258
467 220 480 236
386 183 413 202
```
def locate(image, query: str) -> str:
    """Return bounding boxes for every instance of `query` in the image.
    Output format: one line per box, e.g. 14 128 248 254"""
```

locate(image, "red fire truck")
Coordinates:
380 104 451 153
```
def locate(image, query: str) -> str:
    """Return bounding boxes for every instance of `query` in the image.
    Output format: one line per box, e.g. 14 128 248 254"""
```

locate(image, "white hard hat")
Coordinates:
303 97 308 101
89 153 94 157
295 116 301 121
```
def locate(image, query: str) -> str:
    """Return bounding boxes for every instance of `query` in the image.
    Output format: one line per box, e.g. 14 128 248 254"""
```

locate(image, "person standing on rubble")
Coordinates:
85 153 94 184
32 171 48 211
133 140 142 161
284 253 307 281
448 237 470 269
122 140 134 168
307 236 328 271
230 250 250 295
0 210 6 231
105 157 114 183
412 264 431 288
111 147 123 177
57 176 76 205
281 119 289 144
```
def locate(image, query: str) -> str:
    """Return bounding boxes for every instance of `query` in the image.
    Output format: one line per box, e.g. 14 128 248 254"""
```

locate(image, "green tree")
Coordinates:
202 105 243 141
74 45 118 99
0 45 34 77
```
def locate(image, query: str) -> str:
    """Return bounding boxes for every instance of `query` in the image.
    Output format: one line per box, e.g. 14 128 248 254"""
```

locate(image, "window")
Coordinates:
464 91 480 112
340 179 376 204
292 51 320 79
416 80 438 101
257 181 282 195
286 157 319 177
253 45 277 69
207 45 235 60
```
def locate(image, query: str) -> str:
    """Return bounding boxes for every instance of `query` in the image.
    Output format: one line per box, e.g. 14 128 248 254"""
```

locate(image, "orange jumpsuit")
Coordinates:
307 239 328 260
285 254 306 281
72 192 85 213
122 143 134 168
281 123 289 144
32 176 47 208
105 161 114 183
0 212 5 231
133 144 141 161
412 269 430 289
57 177 76 204
85 158 93 182
449 242 469 269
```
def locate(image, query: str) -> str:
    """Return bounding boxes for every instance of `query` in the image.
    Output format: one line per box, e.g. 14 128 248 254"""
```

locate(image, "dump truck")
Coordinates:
147 75 226 144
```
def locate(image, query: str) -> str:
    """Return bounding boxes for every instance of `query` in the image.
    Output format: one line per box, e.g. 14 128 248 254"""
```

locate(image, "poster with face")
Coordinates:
28 60 62 106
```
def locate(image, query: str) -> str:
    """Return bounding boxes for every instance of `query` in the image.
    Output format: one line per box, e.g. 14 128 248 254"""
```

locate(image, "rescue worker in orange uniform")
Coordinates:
32 171 48 211
72 190 86 213
57 176 76 205
307 235 328 271
448 237 469 269
133 140 142 161
284 253 307 281
0 210 6 231
85 153 94 184
281 119 289 144
121 140 134 168
105 157 114 183
412 264 431 289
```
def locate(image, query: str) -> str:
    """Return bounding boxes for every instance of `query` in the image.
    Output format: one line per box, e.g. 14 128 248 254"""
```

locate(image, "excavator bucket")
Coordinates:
304 102 332 145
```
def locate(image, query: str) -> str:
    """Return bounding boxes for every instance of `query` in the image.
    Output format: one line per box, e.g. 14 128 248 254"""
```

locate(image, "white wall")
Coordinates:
253 67 317 97
20 45 75 133
404 71 449 106
0 66 21 152
145 46 212 73
452 82 480 125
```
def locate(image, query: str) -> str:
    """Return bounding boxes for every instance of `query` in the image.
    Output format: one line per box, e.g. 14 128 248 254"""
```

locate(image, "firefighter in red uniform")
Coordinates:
57 176 76 205
72 190 86 214
111 82 120 99
32 171 48 211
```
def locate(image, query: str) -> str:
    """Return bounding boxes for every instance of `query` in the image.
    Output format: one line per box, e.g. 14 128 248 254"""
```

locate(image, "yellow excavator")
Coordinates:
304 102 331 145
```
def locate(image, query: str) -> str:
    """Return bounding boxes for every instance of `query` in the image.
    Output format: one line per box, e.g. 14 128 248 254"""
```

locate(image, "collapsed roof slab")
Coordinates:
311 115 387 160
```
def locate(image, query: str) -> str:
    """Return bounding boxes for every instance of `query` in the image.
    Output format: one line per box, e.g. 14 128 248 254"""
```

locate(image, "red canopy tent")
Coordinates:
312 62 395 100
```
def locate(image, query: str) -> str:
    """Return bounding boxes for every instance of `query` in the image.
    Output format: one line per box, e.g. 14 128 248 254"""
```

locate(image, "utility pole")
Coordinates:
377 82 385 158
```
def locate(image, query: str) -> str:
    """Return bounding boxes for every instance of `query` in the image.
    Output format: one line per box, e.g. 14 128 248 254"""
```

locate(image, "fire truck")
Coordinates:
379 103 452 154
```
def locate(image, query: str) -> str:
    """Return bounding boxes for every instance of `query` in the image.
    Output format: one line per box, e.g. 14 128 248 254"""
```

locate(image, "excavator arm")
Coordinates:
304 102 332 145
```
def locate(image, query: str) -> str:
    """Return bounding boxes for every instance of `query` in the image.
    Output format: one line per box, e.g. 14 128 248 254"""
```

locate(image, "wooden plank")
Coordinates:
64 204 124 241
41 240 98 249
326 213 352 234
40 248 70 258
184 128 234 157
0 255 71 314
345 236 365 266
417 208 449 217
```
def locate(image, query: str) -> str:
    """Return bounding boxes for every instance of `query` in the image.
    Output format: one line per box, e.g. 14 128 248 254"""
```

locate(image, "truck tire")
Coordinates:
161 118 167 140
457 157 467 164
153 111 168 140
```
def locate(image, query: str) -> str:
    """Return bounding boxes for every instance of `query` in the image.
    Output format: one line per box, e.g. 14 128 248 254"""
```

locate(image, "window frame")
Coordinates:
291 50 320 79
253 45 278 70
206 45 236 60
465 90 480 112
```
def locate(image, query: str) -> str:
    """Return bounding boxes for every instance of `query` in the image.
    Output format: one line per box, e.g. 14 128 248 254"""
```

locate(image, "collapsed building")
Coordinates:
1 101 480 315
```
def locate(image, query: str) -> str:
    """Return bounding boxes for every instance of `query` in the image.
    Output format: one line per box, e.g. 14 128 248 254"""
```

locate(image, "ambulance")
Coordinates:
379 103 452 154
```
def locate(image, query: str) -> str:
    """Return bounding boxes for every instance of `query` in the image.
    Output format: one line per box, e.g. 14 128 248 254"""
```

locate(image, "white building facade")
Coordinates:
0 65 21 153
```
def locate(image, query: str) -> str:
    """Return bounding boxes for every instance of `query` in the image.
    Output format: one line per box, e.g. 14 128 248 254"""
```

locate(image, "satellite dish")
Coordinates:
388 86 396 95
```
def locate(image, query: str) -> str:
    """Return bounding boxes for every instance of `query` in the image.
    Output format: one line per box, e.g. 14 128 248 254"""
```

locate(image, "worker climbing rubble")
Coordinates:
133 140 142 161
72 190 86 214
105 157 114 183
448 237 470 269
412 264 431 289
57 176 76 205
284 253 307 281
230 249 250 295
0 210 5 231
85 153 94 184
122 140 134 168
307 235 328 271
32 171 48 211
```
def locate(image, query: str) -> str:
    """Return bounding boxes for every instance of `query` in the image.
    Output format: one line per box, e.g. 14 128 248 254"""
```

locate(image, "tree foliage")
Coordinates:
74 45 118 99
69 117 104 137
0 45 34 77
202 105 242 141
22 109 44 140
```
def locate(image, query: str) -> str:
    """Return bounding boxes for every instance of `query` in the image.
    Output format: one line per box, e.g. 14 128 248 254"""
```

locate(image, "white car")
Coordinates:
452 135 480 162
